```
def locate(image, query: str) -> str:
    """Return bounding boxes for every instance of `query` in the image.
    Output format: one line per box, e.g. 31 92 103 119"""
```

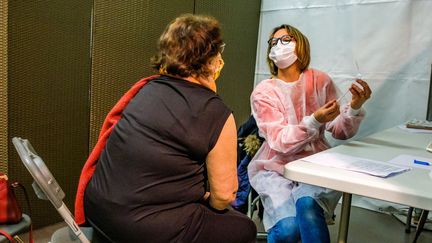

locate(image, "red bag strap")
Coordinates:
9 182 33 243
10 182 32 217
0 229 15 243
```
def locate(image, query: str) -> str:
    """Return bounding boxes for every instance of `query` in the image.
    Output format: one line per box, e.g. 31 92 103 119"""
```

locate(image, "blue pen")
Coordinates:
414 160 431 166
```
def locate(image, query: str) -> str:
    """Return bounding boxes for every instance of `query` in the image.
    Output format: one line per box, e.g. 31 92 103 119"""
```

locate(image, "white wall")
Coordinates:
255 0 432 142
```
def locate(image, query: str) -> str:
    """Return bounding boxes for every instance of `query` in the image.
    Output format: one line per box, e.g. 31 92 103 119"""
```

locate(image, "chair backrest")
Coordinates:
232 115 265 213
12 137 90 243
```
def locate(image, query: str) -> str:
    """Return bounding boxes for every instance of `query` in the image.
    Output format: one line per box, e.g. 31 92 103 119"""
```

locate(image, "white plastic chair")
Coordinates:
12 137 91 243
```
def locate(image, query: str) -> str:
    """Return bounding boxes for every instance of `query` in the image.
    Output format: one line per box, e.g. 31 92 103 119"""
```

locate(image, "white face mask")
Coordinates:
268 41 297 69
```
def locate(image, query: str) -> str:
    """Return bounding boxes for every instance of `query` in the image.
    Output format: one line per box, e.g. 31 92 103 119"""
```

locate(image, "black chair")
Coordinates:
235 115 267 240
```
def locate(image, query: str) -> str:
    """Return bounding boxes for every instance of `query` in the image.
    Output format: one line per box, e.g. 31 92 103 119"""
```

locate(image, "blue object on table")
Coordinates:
413 160 430 166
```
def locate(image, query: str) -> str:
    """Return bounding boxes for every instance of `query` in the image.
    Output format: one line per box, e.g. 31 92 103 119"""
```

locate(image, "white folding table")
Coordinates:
284 126 432 243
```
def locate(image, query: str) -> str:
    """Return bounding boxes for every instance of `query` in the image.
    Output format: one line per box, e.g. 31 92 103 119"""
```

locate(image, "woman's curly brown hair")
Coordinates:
151 14 223 78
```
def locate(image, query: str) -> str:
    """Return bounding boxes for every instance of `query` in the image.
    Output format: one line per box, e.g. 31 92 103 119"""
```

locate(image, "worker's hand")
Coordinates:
314 100 340 123
350 79 372 110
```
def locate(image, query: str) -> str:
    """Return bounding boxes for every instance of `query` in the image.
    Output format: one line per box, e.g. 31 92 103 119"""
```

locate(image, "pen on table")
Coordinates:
413 159 430 166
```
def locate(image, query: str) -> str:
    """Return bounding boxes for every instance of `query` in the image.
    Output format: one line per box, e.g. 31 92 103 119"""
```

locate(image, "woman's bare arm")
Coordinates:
206 114 238 210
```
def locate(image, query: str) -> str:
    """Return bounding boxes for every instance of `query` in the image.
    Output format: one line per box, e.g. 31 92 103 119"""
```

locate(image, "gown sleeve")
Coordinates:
251 85 322 154
324 79 365 140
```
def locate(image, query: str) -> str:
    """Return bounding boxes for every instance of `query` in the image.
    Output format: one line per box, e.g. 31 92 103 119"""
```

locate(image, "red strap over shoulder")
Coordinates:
74 75 159 225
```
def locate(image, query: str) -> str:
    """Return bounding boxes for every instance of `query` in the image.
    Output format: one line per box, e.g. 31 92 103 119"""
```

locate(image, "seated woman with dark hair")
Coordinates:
78 14 257 243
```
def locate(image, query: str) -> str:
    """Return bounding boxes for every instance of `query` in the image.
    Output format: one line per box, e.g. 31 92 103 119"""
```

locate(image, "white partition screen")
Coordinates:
255 0 432 140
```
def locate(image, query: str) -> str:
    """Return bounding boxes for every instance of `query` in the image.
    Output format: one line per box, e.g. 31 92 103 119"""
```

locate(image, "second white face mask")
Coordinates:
269 41 297 69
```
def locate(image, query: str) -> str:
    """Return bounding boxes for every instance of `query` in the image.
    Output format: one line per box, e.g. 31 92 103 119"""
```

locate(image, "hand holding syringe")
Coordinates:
337 61 372 108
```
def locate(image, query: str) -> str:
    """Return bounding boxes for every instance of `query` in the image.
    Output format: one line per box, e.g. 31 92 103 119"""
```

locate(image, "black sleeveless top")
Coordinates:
84 75 231 241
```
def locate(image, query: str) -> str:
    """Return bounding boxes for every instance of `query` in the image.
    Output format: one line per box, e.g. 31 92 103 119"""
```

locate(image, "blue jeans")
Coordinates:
267 197 330 243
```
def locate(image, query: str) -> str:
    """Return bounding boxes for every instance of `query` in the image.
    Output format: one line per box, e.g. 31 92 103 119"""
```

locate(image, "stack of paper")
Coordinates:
302 152 410 178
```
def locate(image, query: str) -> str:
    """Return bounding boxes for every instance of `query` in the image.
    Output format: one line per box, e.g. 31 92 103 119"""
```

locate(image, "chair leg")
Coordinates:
247 192 253 218
413 210 429 243
406 207 414 233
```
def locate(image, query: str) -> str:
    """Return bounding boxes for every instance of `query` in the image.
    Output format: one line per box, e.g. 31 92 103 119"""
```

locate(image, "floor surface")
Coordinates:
18 205 432 243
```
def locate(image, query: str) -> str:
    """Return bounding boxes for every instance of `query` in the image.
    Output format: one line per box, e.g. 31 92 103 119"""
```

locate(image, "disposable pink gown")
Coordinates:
248 68 365 230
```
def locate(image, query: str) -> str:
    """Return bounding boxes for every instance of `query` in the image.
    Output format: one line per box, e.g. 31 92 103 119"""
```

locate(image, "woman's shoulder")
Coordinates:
253 78 278 93
304 68 331 80
303 68 333 87
154 75 220 97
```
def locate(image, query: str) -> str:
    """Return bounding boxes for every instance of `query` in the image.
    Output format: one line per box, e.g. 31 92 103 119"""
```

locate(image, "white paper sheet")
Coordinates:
388 154 432 171
302 152 410 178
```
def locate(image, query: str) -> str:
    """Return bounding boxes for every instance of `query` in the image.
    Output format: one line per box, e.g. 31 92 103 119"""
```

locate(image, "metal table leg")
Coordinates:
405 207 414 233
338 193 352 243
413 210 429 243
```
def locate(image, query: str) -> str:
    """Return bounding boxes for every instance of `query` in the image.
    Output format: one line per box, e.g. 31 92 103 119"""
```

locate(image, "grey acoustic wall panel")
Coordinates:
0 0 7 173
90 0 194 148
195 0 261 125
8 1 92 228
